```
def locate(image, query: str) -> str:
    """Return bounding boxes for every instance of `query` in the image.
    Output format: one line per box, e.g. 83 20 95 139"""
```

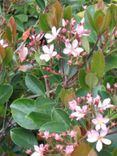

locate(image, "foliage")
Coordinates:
0 0 117 155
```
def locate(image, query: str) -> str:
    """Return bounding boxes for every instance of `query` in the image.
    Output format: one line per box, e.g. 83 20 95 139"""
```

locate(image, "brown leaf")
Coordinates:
22 28 30 41
9 16 17 42
59 88 76 106
0 45 6 64
71 143 92 156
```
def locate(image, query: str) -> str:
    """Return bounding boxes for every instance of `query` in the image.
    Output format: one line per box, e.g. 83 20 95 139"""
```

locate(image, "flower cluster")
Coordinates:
27 94 116 155
39 18 90 62
69 94 116 152
29 130 77 156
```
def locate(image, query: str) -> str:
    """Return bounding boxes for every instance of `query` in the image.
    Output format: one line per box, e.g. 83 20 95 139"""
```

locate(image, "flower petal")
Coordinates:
96 124 101 131
63 48 70 54
50 44 54 52
72 39 78 49
52 51 57 57
31 152 39 156
45 33 53 39
42 45 49 54
96 140 103 152
101 138 111 145
52 26 57 35
40 54 50 62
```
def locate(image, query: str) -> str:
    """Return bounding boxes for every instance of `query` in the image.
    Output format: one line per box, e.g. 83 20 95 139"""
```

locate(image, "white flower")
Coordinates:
40 44 57 62
45 26 61 43
98 98 114 110
63 39 84 57
31 145 44 156
0 39 8 48
70 105 88 120
92 114 109 131
87 130 111 152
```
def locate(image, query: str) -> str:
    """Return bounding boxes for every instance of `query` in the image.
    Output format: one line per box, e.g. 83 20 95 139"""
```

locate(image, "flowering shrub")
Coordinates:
0 0 117 155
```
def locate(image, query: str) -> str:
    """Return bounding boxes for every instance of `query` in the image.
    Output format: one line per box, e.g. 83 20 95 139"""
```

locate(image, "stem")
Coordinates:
87 35 101 60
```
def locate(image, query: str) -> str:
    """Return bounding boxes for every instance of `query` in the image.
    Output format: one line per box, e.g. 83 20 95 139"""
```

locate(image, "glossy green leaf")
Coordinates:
40 121 69 133
86 6 96 31
101 8 111 33
15 14 28 22
35 96 56 114
105 54 117 72
39 13 50 32
52 108 71 128
0 84 13 105
64 6 72 20
10 127 38 149
81 36 90 54
28 112 51 127
10 98 38 129
25 74 45 96
85 73 98 89
35 0 45 10
91 51 105 77
79 69 88 88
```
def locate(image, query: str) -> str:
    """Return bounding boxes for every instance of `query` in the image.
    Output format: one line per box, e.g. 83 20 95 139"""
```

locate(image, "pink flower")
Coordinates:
92 114 109 131
56 144 63 151
67 130 76 138
75 18 90 37
40 44 57 62
70 105 88 120
18 45 28 62
87 130 111 152
45 26 61 43
43 131 50 139
98 98 114 110
69 100 77 111
63 39 84 57
31 144 45 156
65 145 74 155
114 83 117 89
93 95 101 105
106 83 111 90
54 134 63 141
86 93 93 104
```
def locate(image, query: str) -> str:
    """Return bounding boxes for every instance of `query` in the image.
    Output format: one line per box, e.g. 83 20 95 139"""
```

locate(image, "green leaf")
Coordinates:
40 121 69 133
10 98 38 129
35 0 45 10
85 5 97 31
25 74 45 96
0 84 13 105
52 108 71 129
39 13 50 32
79 69 88 88
94 10 105 34
81 36 90 54
64 6 72 20
35 96 56 114
101 8 111 33
105 53 117 72
15 14 28 23
28 112 51 127
10 127 38 149
3 48 13 64
85 73 98 89
107 128 117 149
76 88 89 97
91 51 105 77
